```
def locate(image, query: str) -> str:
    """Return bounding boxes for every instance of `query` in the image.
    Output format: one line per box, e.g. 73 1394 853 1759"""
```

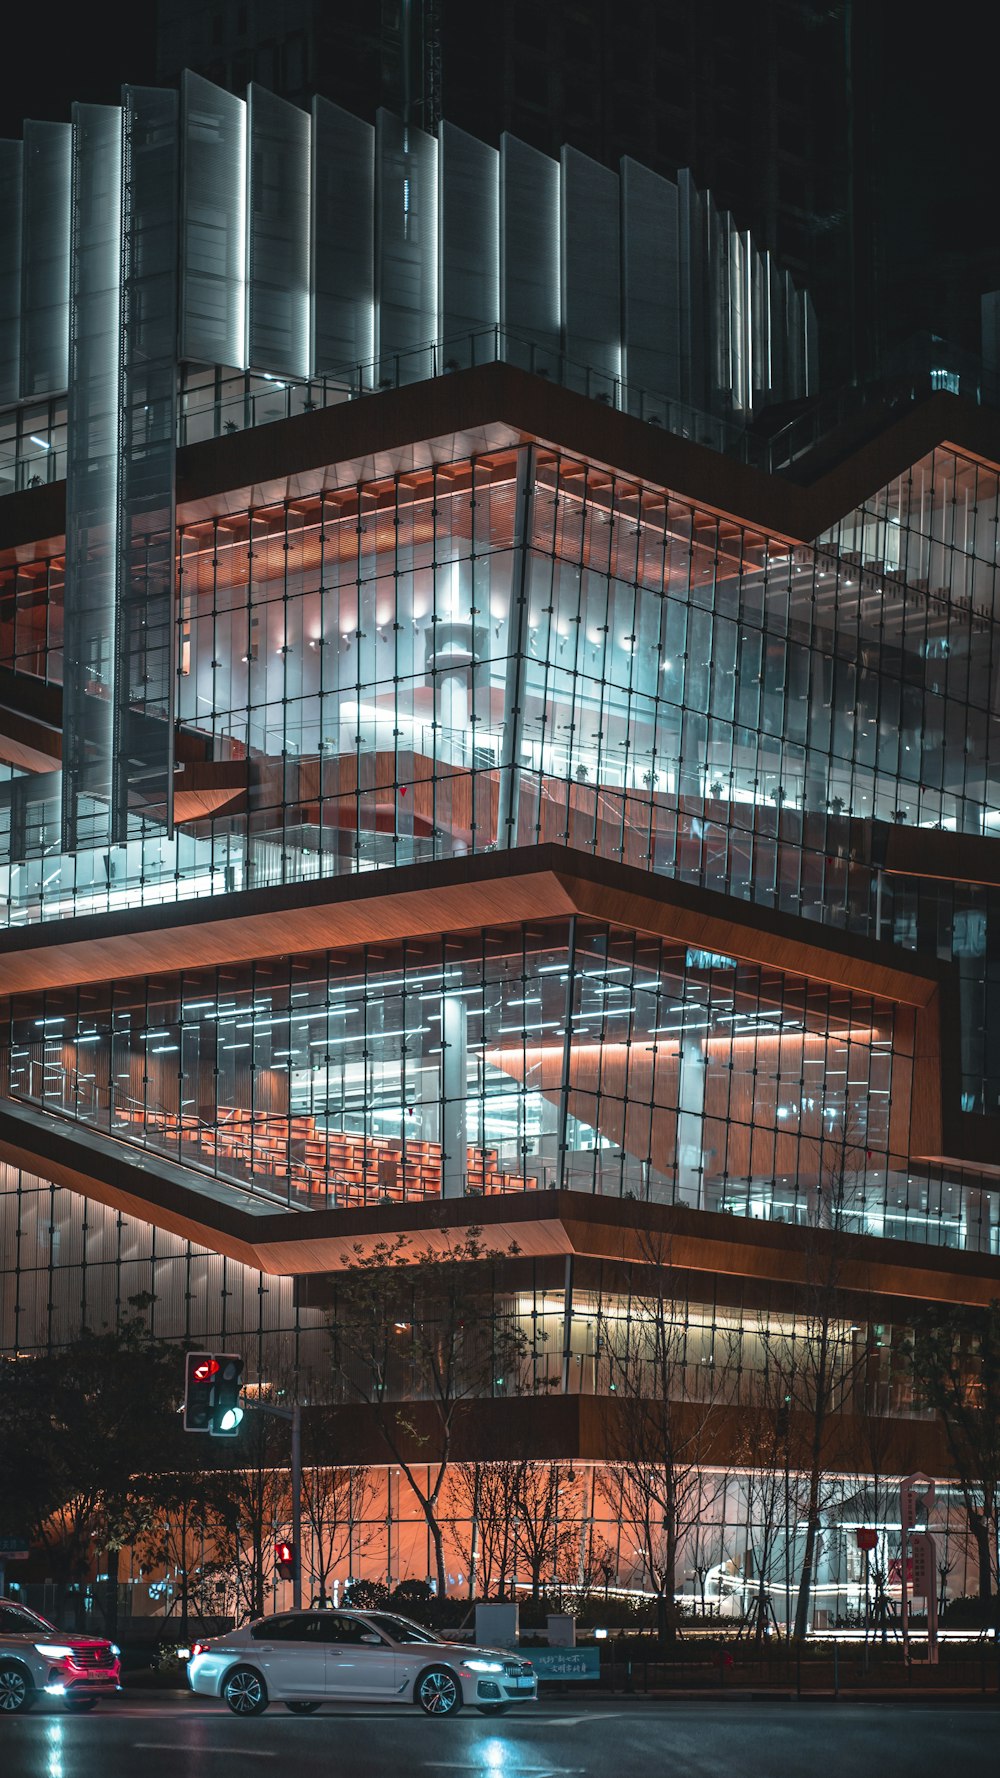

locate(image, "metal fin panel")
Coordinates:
180 72 247 369
61 104 122 852
246 85 311 378
438 119 498 367
113 86 180 841
499 134 560 376
620 156 680 412
559 145 620 397
375 109 438 385
0 141 22 406
19 121 71 399
311 97 374 379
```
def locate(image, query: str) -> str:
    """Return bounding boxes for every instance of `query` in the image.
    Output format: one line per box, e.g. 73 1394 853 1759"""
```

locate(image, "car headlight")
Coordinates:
463 1659 504 1673
110 1644 121 1658
35 1644 73 1659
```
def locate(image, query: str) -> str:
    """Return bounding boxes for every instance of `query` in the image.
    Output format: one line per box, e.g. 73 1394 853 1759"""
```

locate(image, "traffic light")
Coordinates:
275 1539 296 1582
183 1351 244 1436
183 1352 219 1432
212 1354 245 1437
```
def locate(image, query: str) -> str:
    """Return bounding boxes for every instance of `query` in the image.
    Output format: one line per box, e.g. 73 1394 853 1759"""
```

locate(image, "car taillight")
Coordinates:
191 1642 210 1657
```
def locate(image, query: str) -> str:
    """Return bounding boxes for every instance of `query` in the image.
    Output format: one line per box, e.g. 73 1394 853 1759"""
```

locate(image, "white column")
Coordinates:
441 992 468 1199
676 1039 706 1208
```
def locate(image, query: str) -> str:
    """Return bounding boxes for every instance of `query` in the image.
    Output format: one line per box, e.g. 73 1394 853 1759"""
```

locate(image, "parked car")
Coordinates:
0 1598 121 1715
186 1607 537 1718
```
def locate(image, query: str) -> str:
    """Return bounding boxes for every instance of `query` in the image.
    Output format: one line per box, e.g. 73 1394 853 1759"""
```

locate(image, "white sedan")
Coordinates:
187 1607 537 1718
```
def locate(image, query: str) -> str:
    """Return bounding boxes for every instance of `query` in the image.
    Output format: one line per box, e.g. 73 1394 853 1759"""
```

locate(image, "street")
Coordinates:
0 1697 995 1777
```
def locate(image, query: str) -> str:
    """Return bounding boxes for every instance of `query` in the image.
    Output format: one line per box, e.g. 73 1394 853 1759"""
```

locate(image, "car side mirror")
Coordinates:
360 1633 382 1645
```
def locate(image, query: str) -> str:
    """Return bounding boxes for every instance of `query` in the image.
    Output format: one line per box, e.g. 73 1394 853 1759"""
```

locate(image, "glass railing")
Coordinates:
177 325 753 460
5 1061 997 1256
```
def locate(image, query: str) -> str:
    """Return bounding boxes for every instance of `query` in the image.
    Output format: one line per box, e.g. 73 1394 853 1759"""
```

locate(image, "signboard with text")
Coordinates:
527 1648 601 1681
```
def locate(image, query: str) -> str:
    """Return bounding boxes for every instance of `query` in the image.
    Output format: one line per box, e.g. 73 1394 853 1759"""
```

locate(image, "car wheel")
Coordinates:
416 1667 462 1717
0 1663 35 1714
285 1701 321 1714
477 1703 511 1715
222 1666 269 1716
63 1699 98 1714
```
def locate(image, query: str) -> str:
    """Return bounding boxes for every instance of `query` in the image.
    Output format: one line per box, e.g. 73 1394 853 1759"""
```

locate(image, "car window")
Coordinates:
0 1604 50 1636
323 1614 384 1645
367 1613 436 1644
251 1615 312 1642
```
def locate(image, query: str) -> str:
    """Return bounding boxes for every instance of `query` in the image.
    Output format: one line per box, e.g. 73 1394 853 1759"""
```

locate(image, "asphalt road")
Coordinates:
1 1697 995 1778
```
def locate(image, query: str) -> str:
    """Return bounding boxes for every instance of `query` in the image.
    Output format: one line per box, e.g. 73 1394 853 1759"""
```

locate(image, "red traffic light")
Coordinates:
275 1541 293 1564
193 1359 221 1381
275 1539 296 1580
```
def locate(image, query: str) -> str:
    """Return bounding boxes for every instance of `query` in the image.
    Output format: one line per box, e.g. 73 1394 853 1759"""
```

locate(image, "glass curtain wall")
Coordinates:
6 440 1000 924
5 914 993 1254
6 441 1000 1129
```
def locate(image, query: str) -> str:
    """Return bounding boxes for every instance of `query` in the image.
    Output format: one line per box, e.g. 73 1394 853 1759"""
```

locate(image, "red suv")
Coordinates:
0 1599 121 1714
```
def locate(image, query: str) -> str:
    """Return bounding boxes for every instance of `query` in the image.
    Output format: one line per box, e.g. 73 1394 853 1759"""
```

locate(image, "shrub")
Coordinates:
343 1579 390 1610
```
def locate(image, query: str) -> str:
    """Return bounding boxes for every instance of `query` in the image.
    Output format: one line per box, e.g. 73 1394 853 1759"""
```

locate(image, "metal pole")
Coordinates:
291 1398 302 1611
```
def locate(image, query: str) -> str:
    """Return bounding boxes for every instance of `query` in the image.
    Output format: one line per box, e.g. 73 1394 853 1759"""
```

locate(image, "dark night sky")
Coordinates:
0 4 156 139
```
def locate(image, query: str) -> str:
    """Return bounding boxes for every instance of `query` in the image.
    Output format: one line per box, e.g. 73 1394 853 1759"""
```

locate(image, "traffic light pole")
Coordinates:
259 1397 303 1610
291 1398 302 1611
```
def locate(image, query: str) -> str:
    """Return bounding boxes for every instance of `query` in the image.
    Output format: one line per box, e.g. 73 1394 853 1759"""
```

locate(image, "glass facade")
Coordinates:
0 1162 985 1618
4 915 996 1253
1 76 996 1636
6 439 1000 1118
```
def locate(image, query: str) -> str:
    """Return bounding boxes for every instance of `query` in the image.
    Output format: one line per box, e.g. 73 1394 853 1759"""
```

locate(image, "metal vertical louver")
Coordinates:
180 72 247 370
61 104 122 852
620 157 680 415
559 145 620 399
19 121 71 399
311 97 374 379
499 133 560 379
114 85 180 842
246 84 311 379
0 141 22 407
375 108 438 386
437 120 498 368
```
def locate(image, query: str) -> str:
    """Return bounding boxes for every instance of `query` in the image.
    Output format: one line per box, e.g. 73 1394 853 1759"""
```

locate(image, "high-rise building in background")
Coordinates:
0 57 998 1622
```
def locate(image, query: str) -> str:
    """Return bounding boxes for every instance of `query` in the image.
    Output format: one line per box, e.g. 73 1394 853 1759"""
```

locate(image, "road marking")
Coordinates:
545 1714 625 1727
133 1745 274 1757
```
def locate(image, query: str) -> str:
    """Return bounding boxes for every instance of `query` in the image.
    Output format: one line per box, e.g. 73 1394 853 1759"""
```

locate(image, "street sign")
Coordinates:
527 1648 601 1681
910 1530 935 1599
900 1471 935 1533
856 1528 877 1551
0 1537 29 1558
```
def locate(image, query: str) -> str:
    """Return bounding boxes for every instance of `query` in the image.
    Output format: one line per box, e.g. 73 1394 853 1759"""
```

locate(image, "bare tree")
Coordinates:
450 1460 524 1599
596 1232 726 1645
787 1115 871 1641
328 1230 531 1599
513 1461 582 1603
732 1337 796 1641
907 1300 1000 1603
208 1409 290 1620
300 1459 379 1607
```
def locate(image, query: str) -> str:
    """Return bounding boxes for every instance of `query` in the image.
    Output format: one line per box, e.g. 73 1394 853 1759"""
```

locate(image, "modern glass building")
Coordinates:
0 76 997 1624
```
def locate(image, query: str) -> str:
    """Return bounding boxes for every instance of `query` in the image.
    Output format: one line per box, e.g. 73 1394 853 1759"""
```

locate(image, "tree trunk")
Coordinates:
793 1487 820 1641
429 1517 447 1600
972 1517 993 1602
